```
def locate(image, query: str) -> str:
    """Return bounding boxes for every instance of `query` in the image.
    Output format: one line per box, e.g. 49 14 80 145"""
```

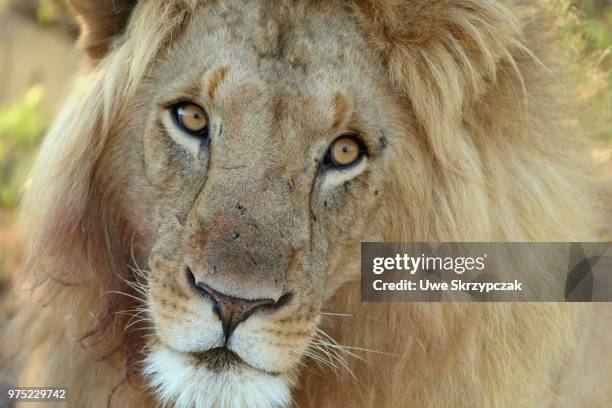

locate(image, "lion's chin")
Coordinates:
143 344 291 408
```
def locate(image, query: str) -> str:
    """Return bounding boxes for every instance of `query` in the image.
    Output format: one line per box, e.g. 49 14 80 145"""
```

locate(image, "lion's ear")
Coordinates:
69 0 138 61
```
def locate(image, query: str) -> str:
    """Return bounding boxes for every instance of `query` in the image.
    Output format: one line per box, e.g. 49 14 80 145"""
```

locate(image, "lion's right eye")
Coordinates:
171 103 209 137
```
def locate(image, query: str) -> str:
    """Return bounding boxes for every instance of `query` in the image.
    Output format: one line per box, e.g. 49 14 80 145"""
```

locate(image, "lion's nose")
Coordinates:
186 268 282 341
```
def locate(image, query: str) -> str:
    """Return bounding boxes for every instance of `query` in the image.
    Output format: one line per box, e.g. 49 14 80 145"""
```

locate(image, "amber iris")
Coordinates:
329 137 361 167
173 103 208 135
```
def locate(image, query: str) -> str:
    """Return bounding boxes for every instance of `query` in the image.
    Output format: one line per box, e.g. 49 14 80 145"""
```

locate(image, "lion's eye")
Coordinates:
324 136 364 168
171 103 209 136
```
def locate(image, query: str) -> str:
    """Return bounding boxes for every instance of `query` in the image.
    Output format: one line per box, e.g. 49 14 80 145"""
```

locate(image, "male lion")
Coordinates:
3 0 612 407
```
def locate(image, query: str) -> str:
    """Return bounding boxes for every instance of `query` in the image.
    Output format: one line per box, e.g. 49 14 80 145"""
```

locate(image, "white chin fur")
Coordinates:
143 345 291 408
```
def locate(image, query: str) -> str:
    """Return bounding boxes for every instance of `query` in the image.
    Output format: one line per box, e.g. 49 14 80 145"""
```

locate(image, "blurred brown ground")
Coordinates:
0 9 78 114
0 7 78 326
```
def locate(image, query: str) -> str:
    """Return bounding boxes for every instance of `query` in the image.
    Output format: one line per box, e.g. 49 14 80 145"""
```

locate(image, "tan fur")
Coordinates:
3 0 612 407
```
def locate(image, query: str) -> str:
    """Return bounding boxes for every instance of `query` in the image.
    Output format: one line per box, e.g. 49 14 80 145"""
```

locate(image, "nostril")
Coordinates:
275 291 293 308
186 267 216 300
185 267 200 293
186 267 196 286
211 302 222 318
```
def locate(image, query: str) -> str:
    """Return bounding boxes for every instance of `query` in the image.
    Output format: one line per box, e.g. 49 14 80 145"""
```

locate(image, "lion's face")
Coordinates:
115 1 401 406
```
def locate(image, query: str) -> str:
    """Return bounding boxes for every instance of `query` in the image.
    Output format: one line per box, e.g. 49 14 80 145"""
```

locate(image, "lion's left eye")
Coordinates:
171 103 209 137
324 136 364 168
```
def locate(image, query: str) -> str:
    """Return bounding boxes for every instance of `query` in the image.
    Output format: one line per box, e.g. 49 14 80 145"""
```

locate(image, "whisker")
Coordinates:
125 317 153 330
106 290 146 304
121 279 148 298
320 311 353 317
315 339 363 362
118 310 148 325
114 307 149 316
303 347 338 375
316 327 398 357
127 326 155 333
312 339 357 380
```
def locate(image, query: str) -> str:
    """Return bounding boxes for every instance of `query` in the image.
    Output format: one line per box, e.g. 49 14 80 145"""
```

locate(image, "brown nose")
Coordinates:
186 268 283 341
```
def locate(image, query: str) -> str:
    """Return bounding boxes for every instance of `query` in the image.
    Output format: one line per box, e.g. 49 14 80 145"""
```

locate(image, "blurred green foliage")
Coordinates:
0 86 45 208
0 0 75 30
574 1 612 49
36 0 61 25
559 1 612 142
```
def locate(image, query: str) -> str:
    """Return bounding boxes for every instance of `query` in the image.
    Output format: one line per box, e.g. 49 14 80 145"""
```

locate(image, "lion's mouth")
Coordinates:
143 342 292 408
184 346 281 376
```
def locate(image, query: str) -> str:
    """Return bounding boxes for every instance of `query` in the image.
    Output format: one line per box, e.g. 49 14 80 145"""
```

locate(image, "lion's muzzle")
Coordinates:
186 267 293 341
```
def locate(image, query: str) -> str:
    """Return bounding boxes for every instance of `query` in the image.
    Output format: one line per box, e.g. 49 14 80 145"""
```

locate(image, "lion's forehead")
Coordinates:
159 0 384 97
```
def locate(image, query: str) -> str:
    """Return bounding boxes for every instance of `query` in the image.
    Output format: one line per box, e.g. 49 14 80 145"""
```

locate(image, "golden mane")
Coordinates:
4 0 609 407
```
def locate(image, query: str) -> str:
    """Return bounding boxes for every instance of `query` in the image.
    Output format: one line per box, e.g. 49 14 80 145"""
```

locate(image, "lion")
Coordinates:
2 0 612 407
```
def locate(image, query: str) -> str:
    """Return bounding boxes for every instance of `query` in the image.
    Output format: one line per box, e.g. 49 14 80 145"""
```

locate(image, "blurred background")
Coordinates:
0 0 610 319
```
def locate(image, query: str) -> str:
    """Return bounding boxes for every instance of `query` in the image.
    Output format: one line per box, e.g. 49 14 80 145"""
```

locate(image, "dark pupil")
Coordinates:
342 145 349 153
192 112 201 119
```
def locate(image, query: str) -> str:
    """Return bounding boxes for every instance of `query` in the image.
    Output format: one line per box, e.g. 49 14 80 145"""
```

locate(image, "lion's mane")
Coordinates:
3 1 610 407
